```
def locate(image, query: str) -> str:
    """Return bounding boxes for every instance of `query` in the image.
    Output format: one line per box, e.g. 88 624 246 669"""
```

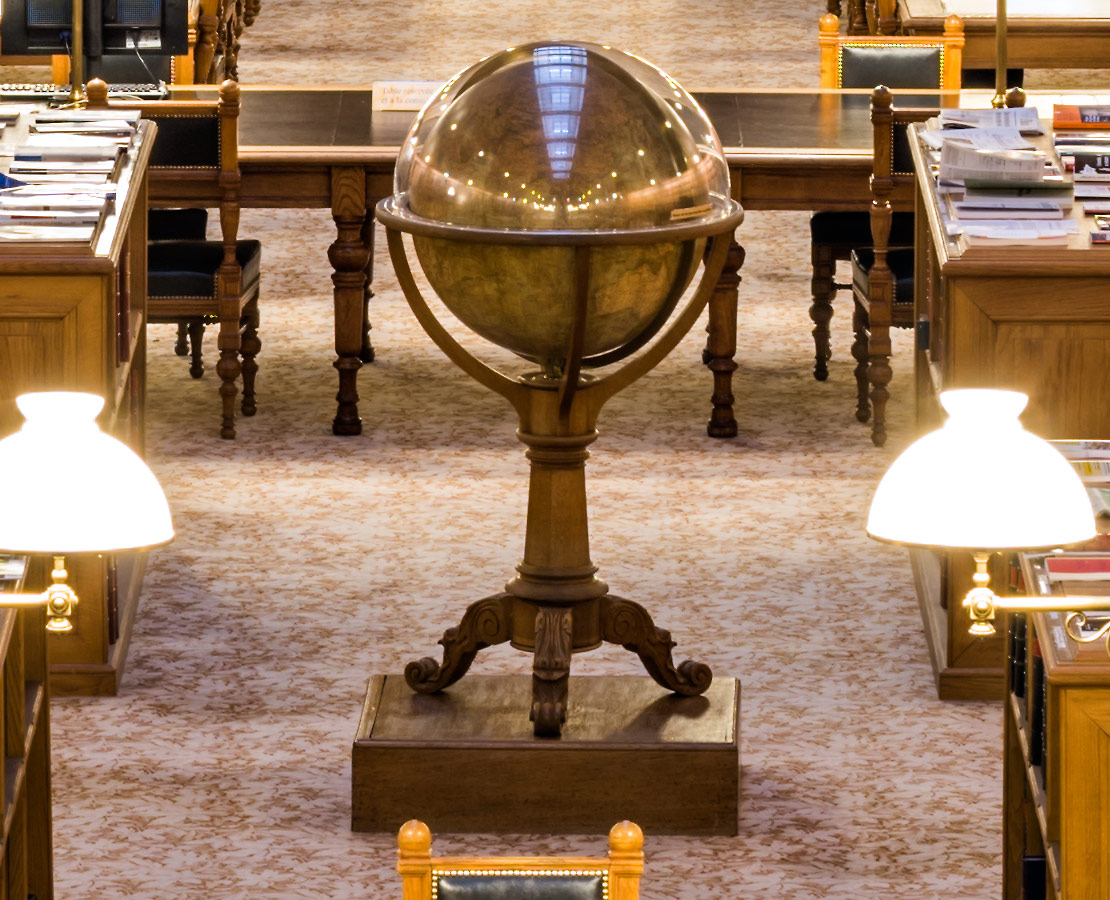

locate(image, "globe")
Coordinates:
388 40 734 375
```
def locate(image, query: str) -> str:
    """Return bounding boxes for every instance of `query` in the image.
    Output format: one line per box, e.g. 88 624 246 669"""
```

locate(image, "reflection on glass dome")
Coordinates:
384 40 737 373
393 40 731 233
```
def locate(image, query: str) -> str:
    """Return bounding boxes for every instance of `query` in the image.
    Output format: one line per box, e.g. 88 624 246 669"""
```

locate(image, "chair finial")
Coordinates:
872 85 894 110
608 820 644 853
819 12 840 35
398 819 432 855
86 78 109 108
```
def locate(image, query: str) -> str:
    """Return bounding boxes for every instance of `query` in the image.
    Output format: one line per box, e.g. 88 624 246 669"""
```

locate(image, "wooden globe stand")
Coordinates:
380 215 739 738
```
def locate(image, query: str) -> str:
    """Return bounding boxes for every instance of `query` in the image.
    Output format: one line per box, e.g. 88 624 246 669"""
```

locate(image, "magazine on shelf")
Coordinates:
938 107 1044 134
957 219 1079 246
0 209 102 225
1045 555 1110 581
1053 104 1110 130
920 127 1033 152
1067 152 1110 181
950 198 1064 219
938 142 1047 184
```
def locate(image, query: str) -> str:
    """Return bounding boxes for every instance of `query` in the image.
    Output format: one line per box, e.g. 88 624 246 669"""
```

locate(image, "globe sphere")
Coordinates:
391 41 733 373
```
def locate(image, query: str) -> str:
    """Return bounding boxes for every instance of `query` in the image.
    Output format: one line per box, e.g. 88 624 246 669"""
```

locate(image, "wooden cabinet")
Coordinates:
0 121 154 696
908 124 1110 700
1004 554 1110 900
0 555 53 899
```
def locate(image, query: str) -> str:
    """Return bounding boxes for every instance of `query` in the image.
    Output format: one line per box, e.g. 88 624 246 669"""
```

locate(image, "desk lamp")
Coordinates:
867 388 1110 652
0 392 173 631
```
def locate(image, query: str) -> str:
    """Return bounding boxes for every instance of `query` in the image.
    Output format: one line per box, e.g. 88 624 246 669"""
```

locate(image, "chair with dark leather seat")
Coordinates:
808 13 962 383
88 77 261 439
148 208 210 375
397 820 643 900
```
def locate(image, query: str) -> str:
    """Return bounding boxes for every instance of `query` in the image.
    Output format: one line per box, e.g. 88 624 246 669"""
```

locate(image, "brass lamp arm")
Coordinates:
0 592 58 608
967 588 1110 655
0 555 78 633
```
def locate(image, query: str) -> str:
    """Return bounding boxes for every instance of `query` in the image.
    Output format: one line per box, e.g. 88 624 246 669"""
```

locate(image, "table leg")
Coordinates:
359 212 376 364
704 236 745 438
328 166 371 435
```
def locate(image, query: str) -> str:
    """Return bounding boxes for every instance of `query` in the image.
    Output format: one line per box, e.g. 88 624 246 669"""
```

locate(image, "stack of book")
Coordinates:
1054 104 1110 182
1052 439 1110 520
922 107 1078 247
0 107 137 242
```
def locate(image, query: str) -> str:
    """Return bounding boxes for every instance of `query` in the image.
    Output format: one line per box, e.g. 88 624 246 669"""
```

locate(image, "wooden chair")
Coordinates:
850 85 937 446
818 12 963 90
398 820 643 900
88 77 262 439
806 13 961 383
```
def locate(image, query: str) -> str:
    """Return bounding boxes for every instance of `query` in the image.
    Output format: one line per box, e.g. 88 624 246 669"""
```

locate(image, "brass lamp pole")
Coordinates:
69 0 86 103
992 0 1007 107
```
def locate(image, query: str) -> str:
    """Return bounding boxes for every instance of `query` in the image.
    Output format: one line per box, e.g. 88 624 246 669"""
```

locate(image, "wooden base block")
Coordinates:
352 674 740 836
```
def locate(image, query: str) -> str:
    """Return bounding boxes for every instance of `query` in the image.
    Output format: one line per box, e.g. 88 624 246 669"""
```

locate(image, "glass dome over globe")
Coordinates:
384 40 735 374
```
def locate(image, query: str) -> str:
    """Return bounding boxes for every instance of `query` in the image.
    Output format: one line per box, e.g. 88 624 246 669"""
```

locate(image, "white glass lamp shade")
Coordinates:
0 392 174 553
867 389 1095 550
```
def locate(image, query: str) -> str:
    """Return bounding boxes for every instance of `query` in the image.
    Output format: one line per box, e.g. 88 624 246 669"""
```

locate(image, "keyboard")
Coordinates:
0 83 166 100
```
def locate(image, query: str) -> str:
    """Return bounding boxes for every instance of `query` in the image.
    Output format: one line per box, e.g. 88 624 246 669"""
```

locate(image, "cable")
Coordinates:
128 31 164 88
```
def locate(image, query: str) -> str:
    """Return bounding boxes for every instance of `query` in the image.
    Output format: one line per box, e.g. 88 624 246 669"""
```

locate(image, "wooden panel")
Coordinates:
1061 690 1110 899
0 277 107 435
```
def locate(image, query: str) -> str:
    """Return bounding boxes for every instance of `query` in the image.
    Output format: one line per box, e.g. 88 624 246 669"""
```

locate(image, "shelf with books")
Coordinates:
0 114 156 696
0 553 53 897
1003 553 1110 900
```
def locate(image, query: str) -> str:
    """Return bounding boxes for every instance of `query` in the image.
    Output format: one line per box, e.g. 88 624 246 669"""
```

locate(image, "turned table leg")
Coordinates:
328 166 371 435
359 211 376 363
704 235 745 438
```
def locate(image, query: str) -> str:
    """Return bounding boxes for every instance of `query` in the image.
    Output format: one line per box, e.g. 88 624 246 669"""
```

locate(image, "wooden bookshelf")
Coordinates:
0 554 53 899
0 119 155 696
908 119 1110 700
1004 554 1110 900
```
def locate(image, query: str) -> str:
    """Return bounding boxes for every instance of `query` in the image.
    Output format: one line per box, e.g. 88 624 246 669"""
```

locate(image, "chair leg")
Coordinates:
827 0 842 15
868 323 892 447
240 301 261 417
851 304 870 423
810 240 836 382
188 320 206 379
174 322 189 357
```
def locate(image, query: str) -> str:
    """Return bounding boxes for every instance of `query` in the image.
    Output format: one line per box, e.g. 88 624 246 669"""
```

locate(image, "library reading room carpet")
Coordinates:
11 0 1097 897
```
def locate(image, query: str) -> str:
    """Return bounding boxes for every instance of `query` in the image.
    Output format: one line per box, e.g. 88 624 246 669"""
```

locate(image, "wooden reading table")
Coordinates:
151 85 949 437
896 0 1110 69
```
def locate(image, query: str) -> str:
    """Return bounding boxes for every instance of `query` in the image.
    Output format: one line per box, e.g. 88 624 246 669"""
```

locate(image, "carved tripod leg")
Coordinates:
404 593 513 694
600 595 712 696
531 607 572 738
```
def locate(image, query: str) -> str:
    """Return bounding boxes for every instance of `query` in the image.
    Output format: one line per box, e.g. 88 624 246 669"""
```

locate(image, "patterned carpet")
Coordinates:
5 2 1083 898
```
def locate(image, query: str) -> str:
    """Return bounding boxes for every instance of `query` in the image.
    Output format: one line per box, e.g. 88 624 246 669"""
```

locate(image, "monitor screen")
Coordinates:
0 0 188 57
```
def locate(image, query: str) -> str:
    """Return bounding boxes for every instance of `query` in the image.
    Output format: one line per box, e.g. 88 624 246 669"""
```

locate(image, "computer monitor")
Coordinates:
1 0 187 80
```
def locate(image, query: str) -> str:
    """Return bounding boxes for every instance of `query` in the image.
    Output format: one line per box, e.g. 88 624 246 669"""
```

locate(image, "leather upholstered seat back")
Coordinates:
434 872 606 900
840 46 941 89
398 821 643 900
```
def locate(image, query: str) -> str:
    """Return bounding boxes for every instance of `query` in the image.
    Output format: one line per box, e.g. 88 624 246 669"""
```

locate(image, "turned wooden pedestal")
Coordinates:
352 674 740 836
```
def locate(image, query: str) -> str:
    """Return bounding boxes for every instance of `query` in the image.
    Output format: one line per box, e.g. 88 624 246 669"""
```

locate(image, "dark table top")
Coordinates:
164 85 953 161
